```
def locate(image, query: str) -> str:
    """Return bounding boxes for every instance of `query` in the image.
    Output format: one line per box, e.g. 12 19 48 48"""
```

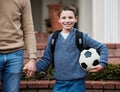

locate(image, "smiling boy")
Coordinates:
24 5 108 92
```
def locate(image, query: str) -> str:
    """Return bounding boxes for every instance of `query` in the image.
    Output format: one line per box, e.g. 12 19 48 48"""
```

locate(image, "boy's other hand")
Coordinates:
89 64 104 72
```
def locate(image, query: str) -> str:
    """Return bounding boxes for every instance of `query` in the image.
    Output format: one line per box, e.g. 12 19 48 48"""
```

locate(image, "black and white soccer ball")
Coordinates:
79 48 100 71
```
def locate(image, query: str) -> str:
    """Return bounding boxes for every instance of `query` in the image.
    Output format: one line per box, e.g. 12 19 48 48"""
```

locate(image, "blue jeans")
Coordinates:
0 50 24 92
52 79 86 92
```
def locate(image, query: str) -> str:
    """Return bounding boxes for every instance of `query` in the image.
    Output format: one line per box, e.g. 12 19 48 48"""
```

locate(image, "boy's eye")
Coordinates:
68 16 74 19
61 17 66 19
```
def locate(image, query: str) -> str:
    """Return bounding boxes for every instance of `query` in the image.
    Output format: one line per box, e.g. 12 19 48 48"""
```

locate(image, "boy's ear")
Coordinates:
57 17 61 23
75 16 78 22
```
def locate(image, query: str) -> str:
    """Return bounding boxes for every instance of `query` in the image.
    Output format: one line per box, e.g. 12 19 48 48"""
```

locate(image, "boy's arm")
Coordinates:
36 34 54 73
23 34 54 77
83 33 108 72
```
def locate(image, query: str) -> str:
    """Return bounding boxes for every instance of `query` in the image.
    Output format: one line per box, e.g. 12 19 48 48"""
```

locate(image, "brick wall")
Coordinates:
19 80 120 92
106 44 120 64
0 80 120 92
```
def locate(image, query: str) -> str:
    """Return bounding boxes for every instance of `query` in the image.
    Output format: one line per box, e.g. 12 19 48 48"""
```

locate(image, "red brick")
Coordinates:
86 81 93 89
20 81 27 88
49 80 56 88
108 58 120 64
116 49 120 57
104 81 115 89
35 32 49 43
38 80 49 88
106 44 120 49
37 43 46 49
92 81 104 89
106 44 116 49
27 80 39 88
116 44 120 48
108 49 117 57
115 81 120 89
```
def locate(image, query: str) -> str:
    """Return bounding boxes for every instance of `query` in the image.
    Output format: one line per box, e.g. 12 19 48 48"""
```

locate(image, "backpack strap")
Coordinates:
51 30 61 55
75 30 84 52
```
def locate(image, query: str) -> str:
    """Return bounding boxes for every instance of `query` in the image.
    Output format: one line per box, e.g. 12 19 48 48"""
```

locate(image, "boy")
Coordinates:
24 5 108 92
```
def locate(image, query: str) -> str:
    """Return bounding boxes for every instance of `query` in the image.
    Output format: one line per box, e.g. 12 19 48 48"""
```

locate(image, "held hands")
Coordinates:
89 64 104 72
23 59 37 77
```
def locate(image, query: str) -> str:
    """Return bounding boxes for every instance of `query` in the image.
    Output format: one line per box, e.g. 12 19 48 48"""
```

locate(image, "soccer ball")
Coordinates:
79 48 100 71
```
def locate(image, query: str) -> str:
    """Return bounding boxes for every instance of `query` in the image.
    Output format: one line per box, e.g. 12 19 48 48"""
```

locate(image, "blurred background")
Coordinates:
30 0 120 43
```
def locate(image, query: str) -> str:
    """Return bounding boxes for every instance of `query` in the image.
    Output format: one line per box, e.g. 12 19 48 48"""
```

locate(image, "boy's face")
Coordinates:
58 10 78 31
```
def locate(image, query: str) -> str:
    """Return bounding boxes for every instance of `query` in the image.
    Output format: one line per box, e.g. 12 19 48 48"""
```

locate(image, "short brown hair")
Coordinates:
58 5 78 17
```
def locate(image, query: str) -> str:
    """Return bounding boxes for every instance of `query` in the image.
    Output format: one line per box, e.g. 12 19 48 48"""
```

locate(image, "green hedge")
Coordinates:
21 64 120 81
87 64 120 81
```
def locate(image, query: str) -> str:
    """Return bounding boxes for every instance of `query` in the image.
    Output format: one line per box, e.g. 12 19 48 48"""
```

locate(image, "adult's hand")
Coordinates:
23 59 37 77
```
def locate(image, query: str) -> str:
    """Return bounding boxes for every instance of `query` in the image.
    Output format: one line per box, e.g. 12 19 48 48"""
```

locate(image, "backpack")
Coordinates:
50 30 87 67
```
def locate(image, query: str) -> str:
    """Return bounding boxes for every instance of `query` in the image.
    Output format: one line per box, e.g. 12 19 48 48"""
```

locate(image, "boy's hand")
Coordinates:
89 64 104 72
23 59 37 77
